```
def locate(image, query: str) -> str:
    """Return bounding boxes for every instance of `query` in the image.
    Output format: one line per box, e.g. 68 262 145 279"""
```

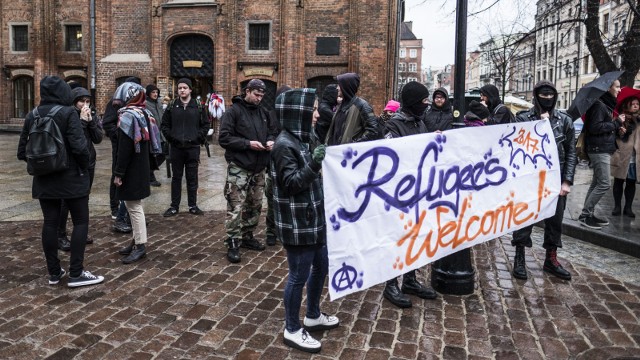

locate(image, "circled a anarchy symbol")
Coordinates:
332 262 358 292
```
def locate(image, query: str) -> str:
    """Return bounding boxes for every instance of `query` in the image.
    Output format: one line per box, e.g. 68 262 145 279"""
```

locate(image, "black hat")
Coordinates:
177 78 192 89
246 78 266 91
146 84 160 96
401 81 430 107
468 100 491 119
71 87 91 103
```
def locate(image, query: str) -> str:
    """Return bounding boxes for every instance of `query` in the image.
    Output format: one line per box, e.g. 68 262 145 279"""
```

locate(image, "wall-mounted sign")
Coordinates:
183 60 203 68
11 69 35 77
243 68 274 77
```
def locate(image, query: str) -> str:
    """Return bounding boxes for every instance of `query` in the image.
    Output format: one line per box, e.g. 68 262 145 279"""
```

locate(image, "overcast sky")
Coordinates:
404 0 537 69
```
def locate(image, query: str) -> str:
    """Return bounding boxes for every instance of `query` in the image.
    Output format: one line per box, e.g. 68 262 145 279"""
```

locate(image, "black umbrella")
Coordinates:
567 70 624 119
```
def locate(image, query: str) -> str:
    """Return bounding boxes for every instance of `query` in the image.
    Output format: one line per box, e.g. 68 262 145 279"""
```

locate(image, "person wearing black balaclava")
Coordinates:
382 81 438 308
325 73 378 145
511 80 576 281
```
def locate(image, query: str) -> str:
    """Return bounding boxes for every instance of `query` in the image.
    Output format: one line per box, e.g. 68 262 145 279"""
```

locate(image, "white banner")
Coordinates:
323 120 561 300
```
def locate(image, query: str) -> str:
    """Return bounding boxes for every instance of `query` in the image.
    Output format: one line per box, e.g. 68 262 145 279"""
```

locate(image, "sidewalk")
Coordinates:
564 161 640 258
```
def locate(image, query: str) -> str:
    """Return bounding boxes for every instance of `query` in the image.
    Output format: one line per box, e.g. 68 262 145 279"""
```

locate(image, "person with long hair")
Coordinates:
610 88 640 218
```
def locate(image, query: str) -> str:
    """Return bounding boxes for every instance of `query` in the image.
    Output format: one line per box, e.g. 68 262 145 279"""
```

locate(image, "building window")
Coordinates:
550 42 554 58
11 25 29 52
65 25 82 52
409 63 417 72
398 62 406 72
602 13 609 34
409 49 417 58
549 68 553 82
399 48 406 58
248 23 270 51
574 28 579 43
13 76 34 118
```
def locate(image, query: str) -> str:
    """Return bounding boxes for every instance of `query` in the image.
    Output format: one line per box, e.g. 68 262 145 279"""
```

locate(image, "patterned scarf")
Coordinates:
115 82 162 154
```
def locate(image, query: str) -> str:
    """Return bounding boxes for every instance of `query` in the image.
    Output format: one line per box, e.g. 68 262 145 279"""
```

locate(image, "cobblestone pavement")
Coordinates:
1 212 639 360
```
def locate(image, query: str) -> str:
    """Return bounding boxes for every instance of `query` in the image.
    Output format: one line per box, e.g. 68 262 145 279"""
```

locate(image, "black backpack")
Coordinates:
25 105 68 176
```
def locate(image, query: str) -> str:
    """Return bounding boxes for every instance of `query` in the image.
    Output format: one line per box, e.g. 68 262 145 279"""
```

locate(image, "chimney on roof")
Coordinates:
406 21 412 31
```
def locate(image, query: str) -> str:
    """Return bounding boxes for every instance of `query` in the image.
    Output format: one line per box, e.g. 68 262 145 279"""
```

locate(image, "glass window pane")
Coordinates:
249 24 269 50
14 77 34 118
12 25 28 51
66 25 82 51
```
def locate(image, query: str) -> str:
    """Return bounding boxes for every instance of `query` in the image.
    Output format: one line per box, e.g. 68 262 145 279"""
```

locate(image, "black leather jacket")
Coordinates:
584 93 620 154
516 109 577 185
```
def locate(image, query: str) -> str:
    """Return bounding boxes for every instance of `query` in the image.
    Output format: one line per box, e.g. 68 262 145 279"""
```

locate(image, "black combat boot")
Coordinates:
512 246 528 280
383 278 412 308
543 248 571 280
118 239 135 255
227 238 241 263
240 233 266 251
122 244 146 264
402 270 437 299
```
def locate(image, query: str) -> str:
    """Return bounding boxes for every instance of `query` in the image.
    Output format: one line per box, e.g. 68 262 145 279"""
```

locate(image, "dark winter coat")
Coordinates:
161 98 209 149
102 98 120 142
384 111 427 139
113 123 151 201
584 92 620 154
146 98 165 138
316 84 338 142
423 87 454 132
516 80 577 185
270 88 325 247
17 76 91 199
480 84 514 125
326 73 379 145
219 95 279 173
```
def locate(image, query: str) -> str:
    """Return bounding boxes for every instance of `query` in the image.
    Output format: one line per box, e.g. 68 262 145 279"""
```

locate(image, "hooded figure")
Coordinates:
464 100 490 127
384 82 429 139
511 80 576 281
70 87 103 175
315 84 338 142
480 84 514 125
423 87 453 132
17 76 104 288
325 73 378 145
270 88 339 352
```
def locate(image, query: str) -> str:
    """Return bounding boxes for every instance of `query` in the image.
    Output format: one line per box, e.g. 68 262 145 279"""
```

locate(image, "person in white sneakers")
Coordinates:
270 88 339 353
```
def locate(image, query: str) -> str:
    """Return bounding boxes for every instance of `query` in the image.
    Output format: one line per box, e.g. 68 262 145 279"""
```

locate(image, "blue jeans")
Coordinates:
284 244 328 333
116 201 129 222
581 152 611 217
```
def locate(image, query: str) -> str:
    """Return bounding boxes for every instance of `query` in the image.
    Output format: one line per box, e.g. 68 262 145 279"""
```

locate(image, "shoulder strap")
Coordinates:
32 105 64 124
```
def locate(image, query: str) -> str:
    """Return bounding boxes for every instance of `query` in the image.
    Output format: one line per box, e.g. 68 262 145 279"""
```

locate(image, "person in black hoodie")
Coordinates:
578 79 623 230
480 84 514 125
512 80 576 281
423 87 453 132
56 87 103 251
219 78 279 263
17 76 104 288
325 73 379 145
161 78 210 217
315 84 338 142
382 81 438 308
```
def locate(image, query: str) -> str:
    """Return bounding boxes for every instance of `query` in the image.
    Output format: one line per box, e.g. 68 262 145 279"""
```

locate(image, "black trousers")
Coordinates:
109 138 118 212
40 196 89 277
170 146 200 209
59 167 94 236
512 195 566 249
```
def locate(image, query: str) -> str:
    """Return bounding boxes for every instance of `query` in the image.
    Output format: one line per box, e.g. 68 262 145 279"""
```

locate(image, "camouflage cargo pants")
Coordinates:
264 170 277 239
224 162 265 246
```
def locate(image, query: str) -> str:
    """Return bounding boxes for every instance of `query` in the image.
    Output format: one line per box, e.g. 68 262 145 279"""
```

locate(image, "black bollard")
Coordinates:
430 0 475 295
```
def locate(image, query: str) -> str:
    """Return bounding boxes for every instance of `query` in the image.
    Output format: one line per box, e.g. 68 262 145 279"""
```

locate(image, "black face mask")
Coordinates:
538 97 555 111
408 102 429 117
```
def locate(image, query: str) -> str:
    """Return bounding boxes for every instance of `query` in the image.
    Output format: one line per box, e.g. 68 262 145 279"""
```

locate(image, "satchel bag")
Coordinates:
575 131 588 161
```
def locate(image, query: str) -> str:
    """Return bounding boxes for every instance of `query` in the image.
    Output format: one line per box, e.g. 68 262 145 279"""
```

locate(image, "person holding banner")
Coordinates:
512 80 576 280
271 88 339 353
382 81 438 308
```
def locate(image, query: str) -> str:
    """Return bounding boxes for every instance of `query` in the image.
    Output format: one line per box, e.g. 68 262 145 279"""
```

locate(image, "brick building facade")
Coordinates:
0 0 400 129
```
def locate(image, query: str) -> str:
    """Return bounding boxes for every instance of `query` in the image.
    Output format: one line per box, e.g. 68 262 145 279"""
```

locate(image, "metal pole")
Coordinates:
450 0 467 128
90 0 96 101
430 0 475 295
394 0 404 99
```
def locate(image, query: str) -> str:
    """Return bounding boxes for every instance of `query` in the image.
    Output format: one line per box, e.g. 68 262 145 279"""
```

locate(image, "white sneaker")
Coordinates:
68 270 104 288
303 312 340 332
283 328 321 353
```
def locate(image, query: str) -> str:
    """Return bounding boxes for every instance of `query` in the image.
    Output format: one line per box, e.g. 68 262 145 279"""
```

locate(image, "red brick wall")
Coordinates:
0 0 399 128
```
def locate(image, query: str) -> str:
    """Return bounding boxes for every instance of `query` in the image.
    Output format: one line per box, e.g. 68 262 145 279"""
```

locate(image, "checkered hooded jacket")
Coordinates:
270 88 326 246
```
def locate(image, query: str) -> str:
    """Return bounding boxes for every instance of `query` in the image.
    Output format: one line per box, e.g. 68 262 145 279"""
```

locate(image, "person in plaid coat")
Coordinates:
270 88 339 353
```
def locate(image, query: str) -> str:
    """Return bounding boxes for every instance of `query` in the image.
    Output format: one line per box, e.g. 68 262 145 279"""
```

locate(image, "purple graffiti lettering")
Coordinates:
335 139 508 224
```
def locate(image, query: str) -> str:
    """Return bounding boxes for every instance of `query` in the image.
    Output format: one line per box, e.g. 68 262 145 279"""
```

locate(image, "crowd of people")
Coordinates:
16 71 638 353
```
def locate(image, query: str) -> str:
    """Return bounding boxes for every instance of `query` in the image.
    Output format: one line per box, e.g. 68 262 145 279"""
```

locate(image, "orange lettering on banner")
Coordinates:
514 128 540 153
395 168 550 268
